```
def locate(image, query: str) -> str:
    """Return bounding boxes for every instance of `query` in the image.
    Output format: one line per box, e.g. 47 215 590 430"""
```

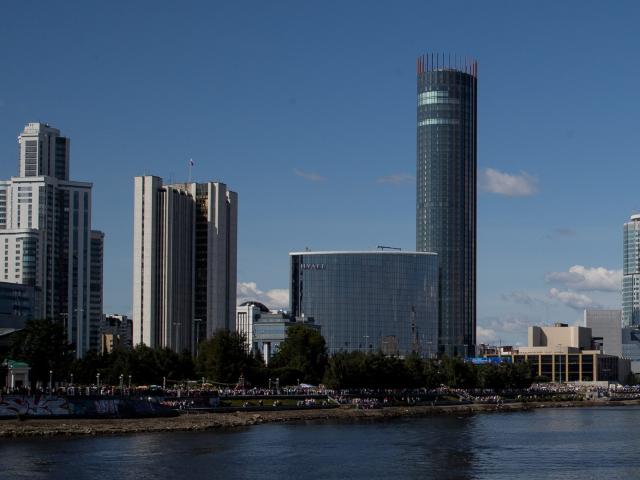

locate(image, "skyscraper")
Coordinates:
89 230 104 351
0 122 103 357
132 176 237 352
623 214 640 326
416 54 477 357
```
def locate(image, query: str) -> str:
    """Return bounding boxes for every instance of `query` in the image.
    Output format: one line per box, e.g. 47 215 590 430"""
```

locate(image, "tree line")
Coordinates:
4 319 533 391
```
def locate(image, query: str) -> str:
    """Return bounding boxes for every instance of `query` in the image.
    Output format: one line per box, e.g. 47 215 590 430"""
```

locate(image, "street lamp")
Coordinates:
49 370 53 394
70 373 74 386
96 372 101 390
128 375 132 389
119 374 124 394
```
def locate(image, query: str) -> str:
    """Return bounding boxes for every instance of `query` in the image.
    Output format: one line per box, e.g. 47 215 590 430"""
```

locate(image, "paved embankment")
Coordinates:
1 400 638 438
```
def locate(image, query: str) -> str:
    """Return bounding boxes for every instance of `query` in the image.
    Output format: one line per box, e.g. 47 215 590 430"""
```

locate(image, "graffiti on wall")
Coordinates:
0 395 70 416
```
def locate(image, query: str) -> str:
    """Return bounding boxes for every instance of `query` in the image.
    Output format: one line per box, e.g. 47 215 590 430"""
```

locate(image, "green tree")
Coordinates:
269 324 328 385
476 364 506 390
9 318 74 388
423 359 444 388
405 354 426 388
70 349 107 385
440 356 477 389
197 330 259 384
323 351 367 389
323 351 414 389
505 361 533 389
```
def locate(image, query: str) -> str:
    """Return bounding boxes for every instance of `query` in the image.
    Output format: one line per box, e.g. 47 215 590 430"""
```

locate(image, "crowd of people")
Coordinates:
7 382 640 409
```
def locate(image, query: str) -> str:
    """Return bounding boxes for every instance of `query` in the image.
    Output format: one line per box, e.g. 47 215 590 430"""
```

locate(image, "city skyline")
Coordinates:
1 1 637 346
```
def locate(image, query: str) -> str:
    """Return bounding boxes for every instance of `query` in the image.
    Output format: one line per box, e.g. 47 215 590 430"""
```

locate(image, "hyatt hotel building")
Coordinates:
289 251 439 357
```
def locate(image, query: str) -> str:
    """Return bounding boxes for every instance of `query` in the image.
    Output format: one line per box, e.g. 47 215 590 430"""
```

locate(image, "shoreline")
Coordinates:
1 400 640 438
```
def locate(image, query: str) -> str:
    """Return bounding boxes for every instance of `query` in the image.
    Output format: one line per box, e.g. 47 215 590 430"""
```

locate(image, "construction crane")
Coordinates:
377 245 401 251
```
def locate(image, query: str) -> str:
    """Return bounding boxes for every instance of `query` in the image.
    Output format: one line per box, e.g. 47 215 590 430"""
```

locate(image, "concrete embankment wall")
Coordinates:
0 395 171 418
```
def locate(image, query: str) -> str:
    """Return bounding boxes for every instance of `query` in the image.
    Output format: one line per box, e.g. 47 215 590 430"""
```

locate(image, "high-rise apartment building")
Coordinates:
0 123 103 357
623 214 640 326
89 230 104 351
416 54 477 356
132 176 237 352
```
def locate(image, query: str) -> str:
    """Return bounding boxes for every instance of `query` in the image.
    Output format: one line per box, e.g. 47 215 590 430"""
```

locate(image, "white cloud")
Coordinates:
501 291 547 306
477 326 497 344
548 288 599 310
480 168 538 196
377 173 414 185
477 315 533 345
237 282 289 310
545 265 622 292
294 169 326 182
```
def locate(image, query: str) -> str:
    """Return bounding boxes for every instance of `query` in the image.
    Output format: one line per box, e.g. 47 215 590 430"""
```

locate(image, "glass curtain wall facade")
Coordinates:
416 54 477 357
289 252 439 358
623 214 640 326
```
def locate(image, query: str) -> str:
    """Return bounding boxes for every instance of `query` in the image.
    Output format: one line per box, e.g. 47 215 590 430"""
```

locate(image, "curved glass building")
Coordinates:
416 54 477 356
289 251 439 357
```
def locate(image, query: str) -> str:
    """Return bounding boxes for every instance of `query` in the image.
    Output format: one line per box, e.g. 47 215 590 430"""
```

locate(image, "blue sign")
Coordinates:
468 356 512 365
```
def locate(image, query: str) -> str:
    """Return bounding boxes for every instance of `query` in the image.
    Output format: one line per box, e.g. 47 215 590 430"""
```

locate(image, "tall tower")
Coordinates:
416 54 477 357
0 122 100 358
623 214 640 326
132 176 237 352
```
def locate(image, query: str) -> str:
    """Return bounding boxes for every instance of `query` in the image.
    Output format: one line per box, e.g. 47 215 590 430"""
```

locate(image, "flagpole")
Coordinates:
188 158 192 183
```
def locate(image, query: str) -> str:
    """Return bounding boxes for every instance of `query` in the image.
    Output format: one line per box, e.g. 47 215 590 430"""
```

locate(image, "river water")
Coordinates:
1 406 639 479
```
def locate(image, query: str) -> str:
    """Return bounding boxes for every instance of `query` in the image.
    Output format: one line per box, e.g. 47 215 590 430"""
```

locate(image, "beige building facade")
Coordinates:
132 176 237 352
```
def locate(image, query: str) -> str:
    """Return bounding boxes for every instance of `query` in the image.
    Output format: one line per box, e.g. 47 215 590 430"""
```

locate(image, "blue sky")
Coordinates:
1 0 638 345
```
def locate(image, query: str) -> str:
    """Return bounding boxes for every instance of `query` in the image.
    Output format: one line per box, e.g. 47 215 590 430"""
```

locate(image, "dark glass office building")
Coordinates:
0 281 38 329
289 251 439 357
416 54 477 357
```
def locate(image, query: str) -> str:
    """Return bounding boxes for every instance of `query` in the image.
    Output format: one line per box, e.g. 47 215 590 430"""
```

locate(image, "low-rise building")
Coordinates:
496 350 624 383
2 359 30 390
584 309 623 356
583 309 640 378
100 314 133 354
528 323 592 350
236 301 320 365
484 323 631 383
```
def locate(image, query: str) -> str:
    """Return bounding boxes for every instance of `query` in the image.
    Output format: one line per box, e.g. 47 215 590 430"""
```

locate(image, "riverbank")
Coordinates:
2 399 640 438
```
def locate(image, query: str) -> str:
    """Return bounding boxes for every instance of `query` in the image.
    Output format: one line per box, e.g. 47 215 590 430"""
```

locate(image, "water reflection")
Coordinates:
1 408 640 480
